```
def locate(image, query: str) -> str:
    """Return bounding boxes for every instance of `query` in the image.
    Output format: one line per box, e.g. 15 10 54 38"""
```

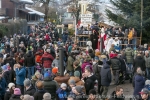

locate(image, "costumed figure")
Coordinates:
97 26 107 50
90 30 98 50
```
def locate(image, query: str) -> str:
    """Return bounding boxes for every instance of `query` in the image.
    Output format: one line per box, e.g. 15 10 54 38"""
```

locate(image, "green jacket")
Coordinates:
125 47 134 63
144 56 150 68
66 56 74 71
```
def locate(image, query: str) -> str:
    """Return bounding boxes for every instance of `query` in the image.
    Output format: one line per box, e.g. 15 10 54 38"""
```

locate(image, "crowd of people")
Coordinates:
0 22 150 100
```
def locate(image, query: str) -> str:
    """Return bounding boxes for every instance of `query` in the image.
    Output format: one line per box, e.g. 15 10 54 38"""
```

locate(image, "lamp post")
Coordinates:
140 0 143 45
54 45 69 85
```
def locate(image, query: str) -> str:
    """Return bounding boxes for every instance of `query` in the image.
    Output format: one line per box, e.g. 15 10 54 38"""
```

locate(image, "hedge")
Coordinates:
0 19 27 38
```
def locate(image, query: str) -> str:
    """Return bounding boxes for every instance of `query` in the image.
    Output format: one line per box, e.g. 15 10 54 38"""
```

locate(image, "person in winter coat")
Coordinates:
4 83 15 100
20 94 34 100
145 80 150 91
56 83 68 100
9 88 21 100
139 88 150 100
93 57 103 94
2 65 10 85
34 81 46 100
0 68 7 100
144 50 150 79
31 70 43 87
24 51 35 79
81 57 92 73
133 53 146 73
125 46 134 71
41 48 54 73
43 93 52 100
110 53 121 85
88 49 95 59
87 89 99 100
73 61 82 79
73 86 86 100
109 86 125 100
52 54 65 69
62 32 68 43
66 52 75 76
14 63 26 94
117 54 126 84
100 61 111 100
109 44 115 54
43 71 58 100
133 68 145 99
24 79 35 96
83 66 97 95
3 54 15 69
68 71 85 93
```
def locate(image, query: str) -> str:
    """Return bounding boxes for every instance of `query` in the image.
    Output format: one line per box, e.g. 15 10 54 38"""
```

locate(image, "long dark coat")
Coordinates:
90 33 98 50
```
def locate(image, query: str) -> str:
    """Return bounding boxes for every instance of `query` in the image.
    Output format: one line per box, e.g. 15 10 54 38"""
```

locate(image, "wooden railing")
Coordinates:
75 35 141 47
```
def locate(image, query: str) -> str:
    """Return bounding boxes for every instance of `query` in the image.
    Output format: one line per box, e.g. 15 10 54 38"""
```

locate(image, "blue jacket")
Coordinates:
62 34 68 43
15 67 26 85
56 88 67 100
100 63 111 86
133 74 145 96
0 77 7 95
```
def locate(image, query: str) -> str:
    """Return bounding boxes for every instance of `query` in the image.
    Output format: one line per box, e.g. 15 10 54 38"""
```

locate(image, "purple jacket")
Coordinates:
81 62 92 73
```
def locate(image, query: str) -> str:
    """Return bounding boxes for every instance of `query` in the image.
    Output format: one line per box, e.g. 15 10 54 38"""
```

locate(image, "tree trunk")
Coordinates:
44 3 49 22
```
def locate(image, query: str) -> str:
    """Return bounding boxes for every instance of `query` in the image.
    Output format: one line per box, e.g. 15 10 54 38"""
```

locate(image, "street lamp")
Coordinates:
140 0 143 45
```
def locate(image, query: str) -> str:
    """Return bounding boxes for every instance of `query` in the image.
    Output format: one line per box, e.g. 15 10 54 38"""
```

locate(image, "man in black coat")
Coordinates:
43 72 58 100
100 61 111 100
83 66 97 95
109 86 125 100
110 54 121 85
24 79 36 96
133 53 146 73
90 30 98 50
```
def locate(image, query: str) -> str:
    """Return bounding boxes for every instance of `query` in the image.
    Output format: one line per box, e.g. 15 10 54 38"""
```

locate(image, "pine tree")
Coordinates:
106 0 150 43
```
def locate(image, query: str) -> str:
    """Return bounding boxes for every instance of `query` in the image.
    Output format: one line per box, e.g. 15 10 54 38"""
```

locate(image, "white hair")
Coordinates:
145 50 149 54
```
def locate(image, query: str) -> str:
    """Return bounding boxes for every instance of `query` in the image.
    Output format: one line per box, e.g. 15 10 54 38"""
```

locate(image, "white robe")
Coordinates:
105 38 114 53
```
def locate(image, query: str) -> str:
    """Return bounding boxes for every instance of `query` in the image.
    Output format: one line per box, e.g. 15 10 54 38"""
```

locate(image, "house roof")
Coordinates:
19 0 34 4
25 7 45 16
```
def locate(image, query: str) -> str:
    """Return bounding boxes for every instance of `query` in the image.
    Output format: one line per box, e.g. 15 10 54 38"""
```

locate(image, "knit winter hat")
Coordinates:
35 70 41 76
24 79 31 87
145 80 150 85
43 93 51 100
14 88 21 95
44 71 50 78
8 83 15 89
2 65 8 71
95 49 100 53
69 80 76 85
52 67 58 74
23 95 30 100
60 83 67 88
75 86 82 93
74 71 80 77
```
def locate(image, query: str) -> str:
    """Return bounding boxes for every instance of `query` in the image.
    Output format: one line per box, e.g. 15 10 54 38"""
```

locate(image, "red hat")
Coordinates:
52 67 58 74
